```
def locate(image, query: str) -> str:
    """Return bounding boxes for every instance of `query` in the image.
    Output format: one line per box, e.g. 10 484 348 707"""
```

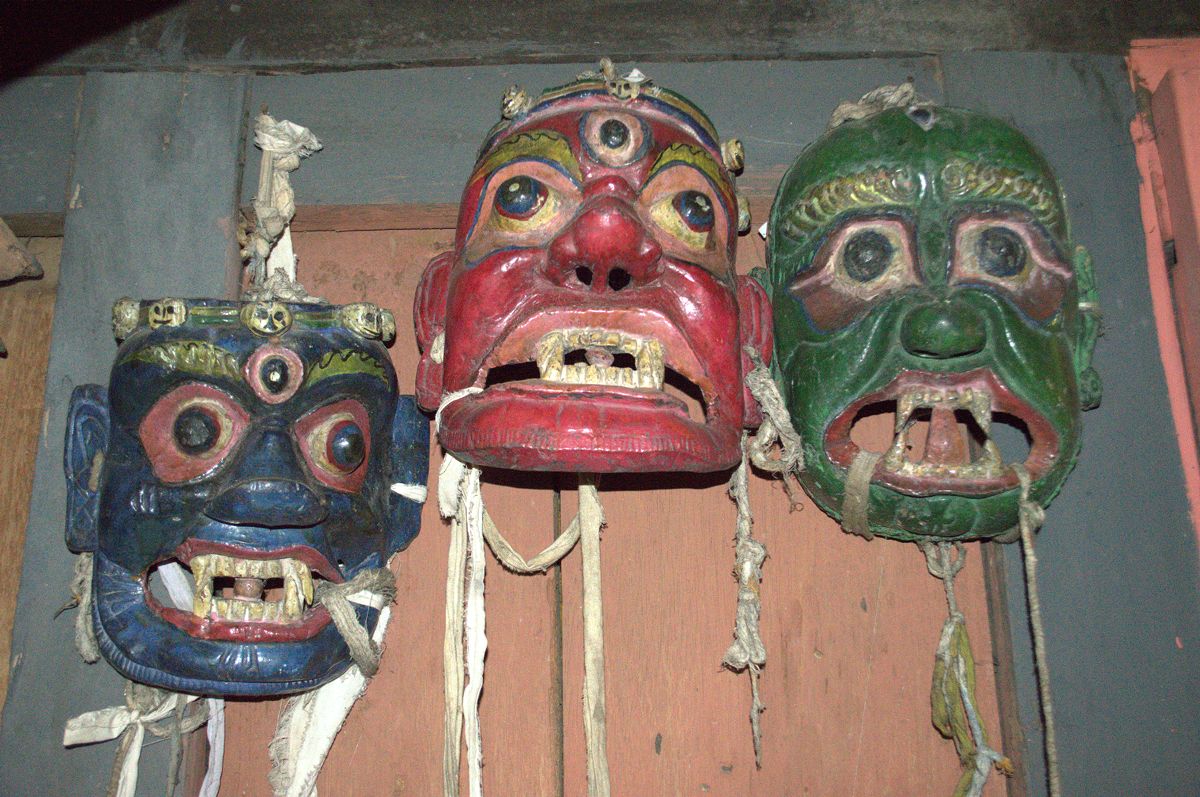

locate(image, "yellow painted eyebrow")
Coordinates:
778 166 918 240
471 130 583 185
647 143 731 203
122 341 242 381
304 349 390 387
939 159 1066 239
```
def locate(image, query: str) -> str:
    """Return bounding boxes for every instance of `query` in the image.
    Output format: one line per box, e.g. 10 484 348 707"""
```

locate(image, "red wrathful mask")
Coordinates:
415 73 771 473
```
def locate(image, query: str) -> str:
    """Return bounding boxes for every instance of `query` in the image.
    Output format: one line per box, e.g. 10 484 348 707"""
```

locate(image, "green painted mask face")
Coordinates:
765 106 1101 541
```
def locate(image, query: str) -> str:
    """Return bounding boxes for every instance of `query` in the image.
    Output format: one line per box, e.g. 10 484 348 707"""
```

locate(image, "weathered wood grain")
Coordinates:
0 238 60 718
219 223 1004 796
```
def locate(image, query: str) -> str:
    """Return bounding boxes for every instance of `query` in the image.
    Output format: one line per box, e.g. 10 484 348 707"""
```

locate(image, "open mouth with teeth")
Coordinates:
437 322 735 472
825 369 1059 496
146 541 341 643
534 329 669 392
519 328 707 420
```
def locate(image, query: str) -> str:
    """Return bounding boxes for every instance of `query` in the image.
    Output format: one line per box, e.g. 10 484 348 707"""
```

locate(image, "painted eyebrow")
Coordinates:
471 130 583 185
303 349 390 388
777 166 919 241
939 158 1066 241
646 143 732 204
120 340 243 382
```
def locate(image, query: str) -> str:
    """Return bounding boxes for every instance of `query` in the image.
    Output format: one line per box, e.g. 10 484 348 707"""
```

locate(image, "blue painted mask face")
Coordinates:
65 298 429 695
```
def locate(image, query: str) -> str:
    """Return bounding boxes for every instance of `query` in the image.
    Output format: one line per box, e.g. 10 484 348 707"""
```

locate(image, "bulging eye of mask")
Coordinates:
765 105 1100 542
65 297 428 695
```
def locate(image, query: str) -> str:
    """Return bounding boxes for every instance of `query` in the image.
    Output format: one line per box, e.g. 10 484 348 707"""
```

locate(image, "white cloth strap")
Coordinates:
391 482 429 503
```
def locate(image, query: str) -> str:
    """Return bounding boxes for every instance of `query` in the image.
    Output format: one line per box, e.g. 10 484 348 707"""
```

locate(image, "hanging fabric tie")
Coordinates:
242 112 322 302
719 344 806 766
67 551 100 664
1012 464 1062 797
920 542 1013 797
437 386 612 797
577 476 610 797
313 567 398 678
743 346 805 509
722 440 768 767
841 450 882 541
267 586 396 797
64 681 208 797
63 558 220 797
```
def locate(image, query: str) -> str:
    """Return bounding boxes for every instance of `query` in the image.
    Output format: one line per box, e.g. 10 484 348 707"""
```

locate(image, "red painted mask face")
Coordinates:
416 78 771 472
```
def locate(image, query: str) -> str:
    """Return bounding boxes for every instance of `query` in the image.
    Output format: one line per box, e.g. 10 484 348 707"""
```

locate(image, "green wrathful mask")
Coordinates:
764 104 1101 541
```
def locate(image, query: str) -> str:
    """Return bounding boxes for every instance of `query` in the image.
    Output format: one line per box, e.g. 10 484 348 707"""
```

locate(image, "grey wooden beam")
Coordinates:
7 0 1200 81
0 76 81 217
242 58 942 207
0 71 246 797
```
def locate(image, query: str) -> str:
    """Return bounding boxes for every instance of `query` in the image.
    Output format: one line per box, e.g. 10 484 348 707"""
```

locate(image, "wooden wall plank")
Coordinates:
219 223 1007 796
0 77 80 217
1150 67 1200 480
555 235 1004 797
0 238 60 719
982 542 1027 797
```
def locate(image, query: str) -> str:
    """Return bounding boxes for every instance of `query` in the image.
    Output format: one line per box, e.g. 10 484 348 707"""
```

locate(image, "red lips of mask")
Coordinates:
415 90 771 473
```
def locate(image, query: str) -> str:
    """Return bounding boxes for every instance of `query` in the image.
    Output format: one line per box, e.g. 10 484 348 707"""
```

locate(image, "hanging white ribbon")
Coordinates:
64 688 201 797
159 561 225 797
438 452 488 797
269 591 393 797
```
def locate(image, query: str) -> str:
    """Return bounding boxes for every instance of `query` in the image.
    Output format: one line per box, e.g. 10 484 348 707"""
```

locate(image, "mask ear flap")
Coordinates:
384 395 431 555
737 274 774 427
64 385 109 553
414 251 454 411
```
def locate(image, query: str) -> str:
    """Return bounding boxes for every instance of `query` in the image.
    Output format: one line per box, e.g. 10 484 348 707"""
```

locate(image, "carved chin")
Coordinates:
824 369 1060 496
146 539 342 643
440 324 741 472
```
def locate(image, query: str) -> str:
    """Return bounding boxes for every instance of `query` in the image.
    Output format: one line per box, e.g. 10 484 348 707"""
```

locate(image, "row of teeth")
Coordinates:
881 387 1004 478
189 554 315 623
535 329 665 390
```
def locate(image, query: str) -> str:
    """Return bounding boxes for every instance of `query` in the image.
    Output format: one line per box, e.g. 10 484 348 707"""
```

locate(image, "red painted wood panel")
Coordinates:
558 234 1003 797
1127 38 1200 543
218 221 1004 796
1152 69 1200 456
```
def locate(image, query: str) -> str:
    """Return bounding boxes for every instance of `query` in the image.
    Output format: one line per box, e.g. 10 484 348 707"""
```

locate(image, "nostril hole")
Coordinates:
908 106 936 130
607 268 631 291
575 266 593 286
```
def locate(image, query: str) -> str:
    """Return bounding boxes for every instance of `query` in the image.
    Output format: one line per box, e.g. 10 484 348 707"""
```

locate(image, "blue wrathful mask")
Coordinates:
64 297 428 695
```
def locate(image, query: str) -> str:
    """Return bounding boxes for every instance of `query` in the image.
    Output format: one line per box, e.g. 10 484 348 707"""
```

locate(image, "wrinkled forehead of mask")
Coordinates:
414 69 773 474
66 297 429 695
765 105 1099 542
